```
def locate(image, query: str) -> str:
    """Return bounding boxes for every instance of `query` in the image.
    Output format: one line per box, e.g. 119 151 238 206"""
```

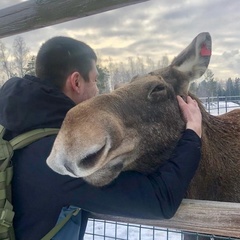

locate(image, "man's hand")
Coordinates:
177 95 202 138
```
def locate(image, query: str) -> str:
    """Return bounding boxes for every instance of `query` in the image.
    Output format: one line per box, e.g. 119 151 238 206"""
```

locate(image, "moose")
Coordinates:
47 32 240 240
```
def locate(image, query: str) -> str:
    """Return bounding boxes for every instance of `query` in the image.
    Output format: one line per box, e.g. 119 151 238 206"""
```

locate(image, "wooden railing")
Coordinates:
1 1 240 239
0 0 148 39
90 199 240 238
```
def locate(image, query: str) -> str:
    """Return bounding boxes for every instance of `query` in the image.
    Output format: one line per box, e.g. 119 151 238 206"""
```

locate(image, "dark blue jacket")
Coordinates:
0 75 201 240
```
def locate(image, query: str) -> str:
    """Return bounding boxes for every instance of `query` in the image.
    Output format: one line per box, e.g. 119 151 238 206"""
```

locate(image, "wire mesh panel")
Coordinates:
199 96 240 115
84 218 237 240
84 218 182 240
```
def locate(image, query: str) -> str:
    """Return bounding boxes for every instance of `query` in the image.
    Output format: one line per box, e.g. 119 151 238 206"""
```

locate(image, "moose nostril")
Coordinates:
78 145 105 169
64 163 76 176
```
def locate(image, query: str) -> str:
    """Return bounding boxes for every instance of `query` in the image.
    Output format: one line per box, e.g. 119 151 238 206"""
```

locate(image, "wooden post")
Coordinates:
0 0 149 39
89 199 240 238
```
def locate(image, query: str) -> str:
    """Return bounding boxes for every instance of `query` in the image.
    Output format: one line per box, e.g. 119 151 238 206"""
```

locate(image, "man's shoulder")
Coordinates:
14 133 57 161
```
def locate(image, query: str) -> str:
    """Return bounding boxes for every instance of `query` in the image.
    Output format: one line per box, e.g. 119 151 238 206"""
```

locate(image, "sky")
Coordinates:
0 0 239 80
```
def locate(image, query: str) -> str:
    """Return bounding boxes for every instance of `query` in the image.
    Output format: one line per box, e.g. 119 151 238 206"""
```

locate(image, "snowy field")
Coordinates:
84 101 240 240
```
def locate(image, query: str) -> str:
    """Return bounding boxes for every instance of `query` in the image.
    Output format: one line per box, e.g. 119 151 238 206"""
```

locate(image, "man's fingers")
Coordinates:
176 95 186 106
186 96 194 103
177 95 198 106
186 96 198 106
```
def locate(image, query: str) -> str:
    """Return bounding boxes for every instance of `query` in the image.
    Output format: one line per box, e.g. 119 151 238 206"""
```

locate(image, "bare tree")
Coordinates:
146 56 155 72
105 55 171 90
106 57 115 91
13 36 30 77
0 77 5 87
0 41 12 79
128 57 136 77
157 55 169 68
136 56 145 75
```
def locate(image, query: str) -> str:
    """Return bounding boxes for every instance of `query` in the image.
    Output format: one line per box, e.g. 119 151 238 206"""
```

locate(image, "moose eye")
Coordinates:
151 85 165 93
148 84 166 100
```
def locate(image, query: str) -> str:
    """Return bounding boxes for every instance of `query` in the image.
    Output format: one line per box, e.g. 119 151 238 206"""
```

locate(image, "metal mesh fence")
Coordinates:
84 218 237 240
84 219 181 240
199 95 240 115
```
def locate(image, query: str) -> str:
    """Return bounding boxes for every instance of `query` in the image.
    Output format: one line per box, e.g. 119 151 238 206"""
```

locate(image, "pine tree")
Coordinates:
24 55 36 76
226 78 234 96
97 65 110 94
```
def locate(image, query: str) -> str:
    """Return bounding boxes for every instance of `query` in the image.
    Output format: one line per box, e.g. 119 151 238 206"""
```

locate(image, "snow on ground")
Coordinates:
83 101 240 240
84 219 182 240
202 101 240 115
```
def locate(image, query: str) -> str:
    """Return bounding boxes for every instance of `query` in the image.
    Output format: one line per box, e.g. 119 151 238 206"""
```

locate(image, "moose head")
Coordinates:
47 32 212 186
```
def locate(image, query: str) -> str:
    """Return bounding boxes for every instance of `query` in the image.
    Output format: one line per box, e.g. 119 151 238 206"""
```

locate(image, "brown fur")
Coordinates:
188 105 240 202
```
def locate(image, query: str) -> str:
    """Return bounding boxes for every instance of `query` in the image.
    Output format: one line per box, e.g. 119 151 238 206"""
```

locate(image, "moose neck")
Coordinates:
187 102 240 201
201 110 240 163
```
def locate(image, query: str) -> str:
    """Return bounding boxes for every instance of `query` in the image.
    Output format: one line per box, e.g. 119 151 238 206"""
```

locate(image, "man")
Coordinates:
0 36 202 239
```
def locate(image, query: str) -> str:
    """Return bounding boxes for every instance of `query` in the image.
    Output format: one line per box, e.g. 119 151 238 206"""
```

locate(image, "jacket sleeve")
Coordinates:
57 129 201 219
146 129 201 218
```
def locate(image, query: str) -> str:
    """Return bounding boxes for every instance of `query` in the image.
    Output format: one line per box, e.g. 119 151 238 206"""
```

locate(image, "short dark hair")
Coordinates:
35 36 97 89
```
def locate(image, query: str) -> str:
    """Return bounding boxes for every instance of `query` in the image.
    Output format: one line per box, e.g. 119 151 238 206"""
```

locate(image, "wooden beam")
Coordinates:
90 199 240 238
0 0 149 39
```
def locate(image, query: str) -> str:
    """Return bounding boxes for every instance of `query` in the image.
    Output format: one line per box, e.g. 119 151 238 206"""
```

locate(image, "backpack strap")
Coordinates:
0 126 59 240
0 126 59 168
41 207 81 240
10 128 59 150
0 125 13 171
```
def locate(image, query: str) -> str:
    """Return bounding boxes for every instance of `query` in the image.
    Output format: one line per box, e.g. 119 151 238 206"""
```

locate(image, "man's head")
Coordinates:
35 36 99 104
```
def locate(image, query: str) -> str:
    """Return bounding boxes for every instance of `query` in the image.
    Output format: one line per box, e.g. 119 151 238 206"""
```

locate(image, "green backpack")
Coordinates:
0 125 80 240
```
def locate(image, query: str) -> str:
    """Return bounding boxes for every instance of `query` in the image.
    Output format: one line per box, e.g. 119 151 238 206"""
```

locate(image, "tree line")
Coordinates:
1 36 240 98
98 59 240 98
189 69 240 98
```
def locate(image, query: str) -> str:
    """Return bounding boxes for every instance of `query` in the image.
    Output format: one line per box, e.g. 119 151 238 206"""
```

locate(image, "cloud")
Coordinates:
0 0 239 80
222 50 239 59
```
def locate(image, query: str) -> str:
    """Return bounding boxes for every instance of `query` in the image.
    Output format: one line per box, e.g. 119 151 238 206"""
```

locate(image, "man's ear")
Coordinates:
69 71 83 93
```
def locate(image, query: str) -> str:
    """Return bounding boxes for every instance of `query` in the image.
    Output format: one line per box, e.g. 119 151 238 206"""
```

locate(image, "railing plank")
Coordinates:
89 199 240 238
0 0 148 39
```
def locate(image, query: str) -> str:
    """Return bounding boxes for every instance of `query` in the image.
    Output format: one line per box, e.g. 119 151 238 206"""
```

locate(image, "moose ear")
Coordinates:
171 32 212 81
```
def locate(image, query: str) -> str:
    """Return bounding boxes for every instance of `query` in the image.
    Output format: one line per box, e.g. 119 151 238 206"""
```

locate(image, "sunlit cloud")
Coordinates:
0 0 239 80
